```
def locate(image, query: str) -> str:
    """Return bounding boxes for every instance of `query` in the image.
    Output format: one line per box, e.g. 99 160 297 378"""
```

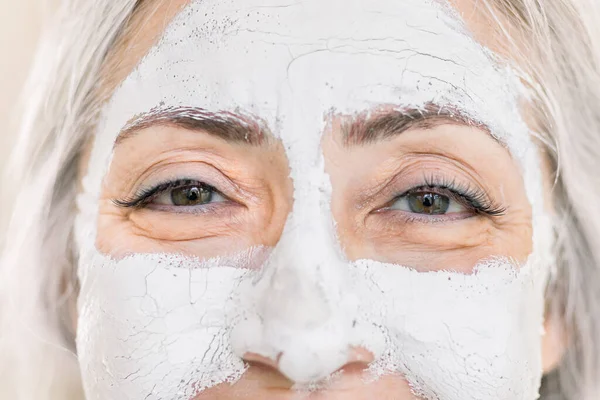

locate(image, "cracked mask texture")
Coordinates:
75 0 553 399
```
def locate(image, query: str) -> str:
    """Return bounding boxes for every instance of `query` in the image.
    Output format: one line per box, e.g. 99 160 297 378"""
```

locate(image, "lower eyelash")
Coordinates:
398 211 473 224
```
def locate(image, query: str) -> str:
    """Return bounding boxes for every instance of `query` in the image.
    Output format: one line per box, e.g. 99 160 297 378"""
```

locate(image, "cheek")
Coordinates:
75 253 257 399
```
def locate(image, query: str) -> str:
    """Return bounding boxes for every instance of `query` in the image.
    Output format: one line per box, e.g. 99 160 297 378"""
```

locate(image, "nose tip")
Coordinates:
242 346 375 384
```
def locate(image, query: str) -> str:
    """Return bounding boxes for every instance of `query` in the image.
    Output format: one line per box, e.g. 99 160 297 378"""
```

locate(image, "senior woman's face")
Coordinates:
74 0 557 399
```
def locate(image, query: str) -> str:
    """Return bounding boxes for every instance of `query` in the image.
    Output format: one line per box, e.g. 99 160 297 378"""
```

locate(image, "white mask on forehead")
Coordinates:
75 0 553 399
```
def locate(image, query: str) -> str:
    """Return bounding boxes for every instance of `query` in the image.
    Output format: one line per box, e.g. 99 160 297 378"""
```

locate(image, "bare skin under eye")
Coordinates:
96 120 532 272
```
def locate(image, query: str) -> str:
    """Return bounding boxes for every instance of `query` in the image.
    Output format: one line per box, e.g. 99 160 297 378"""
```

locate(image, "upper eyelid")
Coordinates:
120 160 250 202
400 182 479 200
354 153 484 205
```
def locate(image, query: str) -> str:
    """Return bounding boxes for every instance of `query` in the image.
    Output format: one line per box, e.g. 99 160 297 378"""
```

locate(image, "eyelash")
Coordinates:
114 175 506 221
392 174 507 217
113 178 222 209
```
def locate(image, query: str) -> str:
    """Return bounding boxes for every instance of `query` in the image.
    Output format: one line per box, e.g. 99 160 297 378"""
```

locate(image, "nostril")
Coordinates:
242 351 281 371
346 346 375 364
242 346 375 384
324 346 375 380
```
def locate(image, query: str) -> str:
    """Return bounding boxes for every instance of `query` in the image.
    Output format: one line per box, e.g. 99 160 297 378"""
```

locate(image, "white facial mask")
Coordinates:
75 0 553 399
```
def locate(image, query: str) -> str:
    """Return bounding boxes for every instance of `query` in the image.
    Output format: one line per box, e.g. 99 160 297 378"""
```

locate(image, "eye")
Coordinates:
390 191 467 215
113 179 229 210
153 183 226 206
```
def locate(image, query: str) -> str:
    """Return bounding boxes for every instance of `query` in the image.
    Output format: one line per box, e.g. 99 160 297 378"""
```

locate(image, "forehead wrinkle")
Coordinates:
115 106 269 147
101 0 526 175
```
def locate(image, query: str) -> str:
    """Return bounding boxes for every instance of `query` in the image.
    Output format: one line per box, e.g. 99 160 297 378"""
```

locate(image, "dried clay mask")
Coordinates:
75 0 554 399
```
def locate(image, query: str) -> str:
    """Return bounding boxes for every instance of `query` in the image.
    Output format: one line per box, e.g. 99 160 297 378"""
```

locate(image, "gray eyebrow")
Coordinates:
342 103 489 146
115 104 490 149
115 106 269 147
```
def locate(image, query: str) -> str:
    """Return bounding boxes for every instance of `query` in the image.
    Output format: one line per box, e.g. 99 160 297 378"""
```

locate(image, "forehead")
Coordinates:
110 0 518 128
90 0 532 184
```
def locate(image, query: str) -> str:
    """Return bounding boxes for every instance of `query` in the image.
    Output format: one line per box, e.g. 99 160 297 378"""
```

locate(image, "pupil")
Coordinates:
187 187 200 201
171 185 212 206
422 193 435 208
408 192 450 214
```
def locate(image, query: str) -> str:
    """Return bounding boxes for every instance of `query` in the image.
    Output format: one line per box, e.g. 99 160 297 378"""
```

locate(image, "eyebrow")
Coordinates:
342 103 488 146
115 106 268 147
116 103 489 148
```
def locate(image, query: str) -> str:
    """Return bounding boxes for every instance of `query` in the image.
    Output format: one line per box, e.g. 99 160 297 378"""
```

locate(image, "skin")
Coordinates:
77 0 566 398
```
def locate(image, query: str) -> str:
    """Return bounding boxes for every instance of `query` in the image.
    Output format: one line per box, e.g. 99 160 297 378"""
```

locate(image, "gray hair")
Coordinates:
1 0 599 399
484 1 600 399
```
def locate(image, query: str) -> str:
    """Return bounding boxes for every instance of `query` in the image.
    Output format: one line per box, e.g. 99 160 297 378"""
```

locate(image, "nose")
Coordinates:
229 235 378 384
228 129 378 384
242 346 376 383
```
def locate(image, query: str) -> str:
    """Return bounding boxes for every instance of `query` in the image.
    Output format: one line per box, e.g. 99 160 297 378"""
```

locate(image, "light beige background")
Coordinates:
0 1 44 159
0 2 45 230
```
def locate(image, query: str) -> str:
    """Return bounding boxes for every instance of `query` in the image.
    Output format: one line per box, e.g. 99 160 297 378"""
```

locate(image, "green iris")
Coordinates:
407 192 450 214
170 185 213 206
